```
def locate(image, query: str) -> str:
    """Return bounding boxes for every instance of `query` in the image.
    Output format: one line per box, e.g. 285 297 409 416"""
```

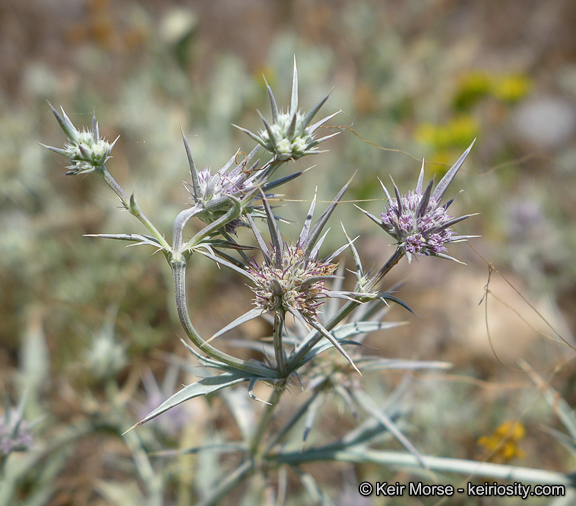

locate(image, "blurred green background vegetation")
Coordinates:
1 0 576 504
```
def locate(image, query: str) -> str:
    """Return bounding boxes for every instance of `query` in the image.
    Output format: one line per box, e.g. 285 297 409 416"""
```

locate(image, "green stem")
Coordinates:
366 247 404 290
172 205 201 254
171 261 278 378
180 197 242 255
249 379 288 455
273 310 287 376
197 458 255 506
287 298 358 374
267 448 573 487
254 158 283 184
98 166 171 251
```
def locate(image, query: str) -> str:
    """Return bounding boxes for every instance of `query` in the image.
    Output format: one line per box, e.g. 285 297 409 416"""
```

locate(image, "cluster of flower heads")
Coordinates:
42 103 117 175
44 60 477 380
359 142 476 263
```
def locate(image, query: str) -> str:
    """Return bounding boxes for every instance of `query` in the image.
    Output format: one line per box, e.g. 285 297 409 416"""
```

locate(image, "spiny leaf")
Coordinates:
125 372 252 432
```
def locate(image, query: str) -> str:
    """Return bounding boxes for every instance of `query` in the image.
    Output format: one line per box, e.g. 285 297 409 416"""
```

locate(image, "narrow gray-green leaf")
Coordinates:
332 321 406 340
126 373 250 431
352 389 429 472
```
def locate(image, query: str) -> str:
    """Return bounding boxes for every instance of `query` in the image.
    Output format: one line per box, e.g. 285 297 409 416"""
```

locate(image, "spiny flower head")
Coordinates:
42 103 117 175
242 182 353 325
248 241 338 320
234 58 340 161
359 142 477 262
183 139 302 232
201 181 362 372
187 146 259 208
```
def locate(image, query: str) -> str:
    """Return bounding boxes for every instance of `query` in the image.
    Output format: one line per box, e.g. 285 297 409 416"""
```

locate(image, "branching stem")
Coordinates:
171 261 278 378
98 166 172 251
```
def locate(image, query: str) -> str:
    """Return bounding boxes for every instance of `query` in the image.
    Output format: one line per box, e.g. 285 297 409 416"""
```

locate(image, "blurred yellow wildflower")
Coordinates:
491 74 532 103
454 71 532 109
478 421 527 463
414 115 479 150
454 71 493 110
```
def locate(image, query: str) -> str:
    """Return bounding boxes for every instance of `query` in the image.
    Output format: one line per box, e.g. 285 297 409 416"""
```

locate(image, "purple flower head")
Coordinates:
184 145 260 232
199 180 364 373
359 142 477 263
245 185 349 323
248 241 338 320
190 149 259 233
183 140 303 234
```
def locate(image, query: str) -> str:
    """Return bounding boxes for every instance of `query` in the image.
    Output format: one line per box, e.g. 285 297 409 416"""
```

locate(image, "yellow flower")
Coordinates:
491 74 532 103
478 421 526 463
454 71 492 110
414 115 479 152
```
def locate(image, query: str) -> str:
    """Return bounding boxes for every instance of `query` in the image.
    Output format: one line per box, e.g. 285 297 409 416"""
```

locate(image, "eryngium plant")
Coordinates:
45 60 568 505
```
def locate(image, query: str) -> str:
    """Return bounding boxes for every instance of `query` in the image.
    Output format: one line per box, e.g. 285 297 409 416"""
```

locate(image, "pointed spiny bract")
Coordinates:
304 176 353 259
182 130 201 198
298 190 318 248
374 142 476 262
290 55 299 116
432 139 475 202
264 75 279 124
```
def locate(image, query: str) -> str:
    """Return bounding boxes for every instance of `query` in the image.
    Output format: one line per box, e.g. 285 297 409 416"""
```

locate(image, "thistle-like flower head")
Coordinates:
234 58 340 161
359 142 477 263
248 240 338 320
201 181 362 371
186 145 259 204
183 138 302 233
42 103 117 175
243 184 348 327
185 143 259 231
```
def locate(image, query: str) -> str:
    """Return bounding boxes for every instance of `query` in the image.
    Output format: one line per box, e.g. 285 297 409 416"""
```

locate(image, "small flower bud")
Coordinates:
234 58 340 161
43 103 117 175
